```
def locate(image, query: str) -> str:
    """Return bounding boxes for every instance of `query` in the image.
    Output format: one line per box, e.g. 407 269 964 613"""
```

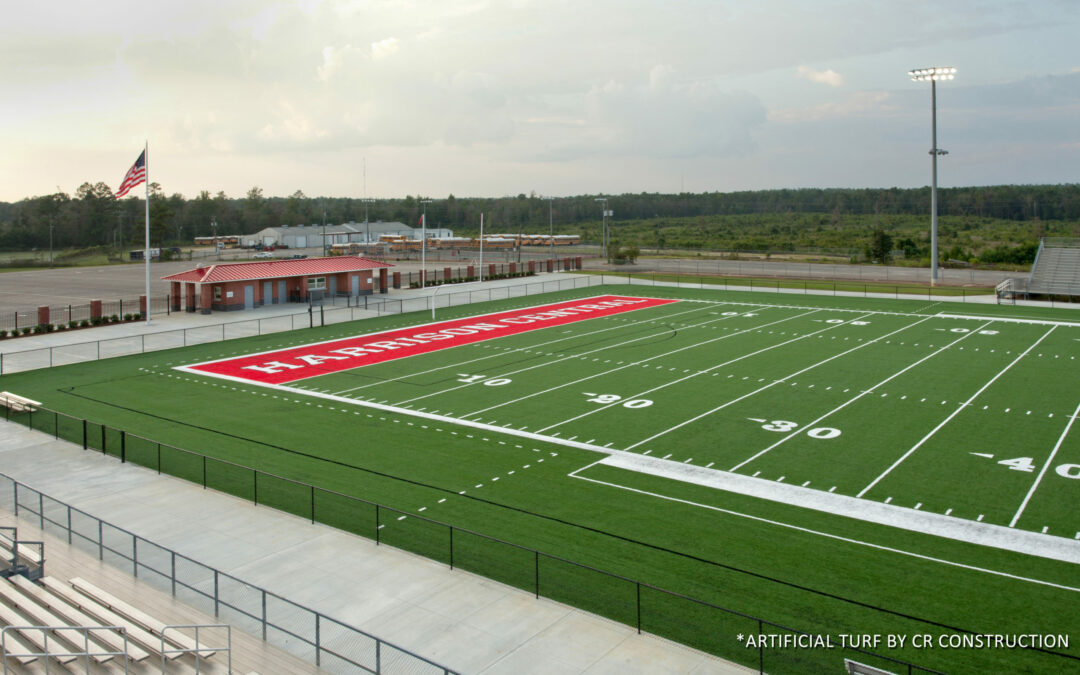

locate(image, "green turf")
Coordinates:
2 284 1078 674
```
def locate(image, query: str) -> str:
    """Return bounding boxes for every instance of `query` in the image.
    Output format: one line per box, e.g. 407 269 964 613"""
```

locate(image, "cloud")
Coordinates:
317 44 361 82
371 37 400 61
770 91 895 123
797 65 844 87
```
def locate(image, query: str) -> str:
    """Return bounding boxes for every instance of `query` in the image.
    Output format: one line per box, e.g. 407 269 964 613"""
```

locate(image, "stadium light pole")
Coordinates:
540 196 554 265
909 66 955 286
595 197 608 261
420 199 433 287
362 198 375 251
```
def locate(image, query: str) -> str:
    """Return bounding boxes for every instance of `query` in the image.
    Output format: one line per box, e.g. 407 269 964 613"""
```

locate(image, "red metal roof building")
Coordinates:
162 256 392 313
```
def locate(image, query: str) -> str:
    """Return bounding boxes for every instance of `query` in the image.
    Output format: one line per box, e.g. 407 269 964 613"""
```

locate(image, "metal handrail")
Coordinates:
160 624 230 674
1 625 130 674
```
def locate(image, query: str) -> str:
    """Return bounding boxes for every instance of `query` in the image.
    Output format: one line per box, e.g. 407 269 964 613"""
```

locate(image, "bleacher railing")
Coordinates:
14 409 1078 674
0 472 457 675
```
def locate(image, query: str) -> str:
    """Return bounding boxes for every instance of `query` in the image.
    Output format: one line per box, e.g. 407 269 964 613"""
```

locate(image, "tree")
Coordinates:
867 226 893 264
244 186 265 231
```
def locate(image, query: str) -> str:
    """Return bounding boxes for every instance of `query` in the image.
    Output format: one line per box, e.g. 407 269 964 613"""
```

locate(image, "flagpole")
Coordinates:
144 141 151 325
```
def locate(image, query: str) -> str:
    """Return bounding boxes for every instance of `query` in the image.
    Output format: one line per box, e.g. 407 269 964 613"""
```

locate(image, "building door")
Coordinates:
244 285 254 309
351 275 359 296
328 276 337 299
296 235 307 248
278 280 287 303
263 281 272 305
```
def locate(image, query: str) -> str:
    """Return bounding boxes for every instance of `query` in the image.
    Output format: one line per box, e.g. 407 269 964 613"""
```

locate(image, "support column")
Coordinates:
37 306 49 327
199 284 213 314
171 282 182 311
185 283 196 312
90 300 102 321
379 268 388 294
139 295 147 317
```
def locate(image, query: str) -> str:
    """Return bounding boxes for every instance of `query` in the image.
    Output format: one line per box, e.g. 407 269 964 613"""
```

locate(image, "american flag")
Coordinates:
115 150 146 198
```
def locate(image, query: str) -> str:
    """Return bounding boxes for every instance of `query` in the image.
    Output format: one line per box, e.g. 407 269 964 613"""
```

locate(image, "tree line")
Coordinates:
0 183 1077 252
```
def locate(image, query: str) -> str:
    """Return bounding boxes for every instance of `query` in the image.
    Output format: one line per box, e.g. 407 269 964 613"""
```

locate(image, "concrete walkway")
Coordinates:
0 421 749 675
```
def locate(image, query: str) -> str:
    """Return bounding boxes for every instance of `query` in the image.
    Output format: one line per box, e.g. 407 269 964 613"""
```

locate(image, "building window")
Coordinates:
213 286 222 301
308 277 326 289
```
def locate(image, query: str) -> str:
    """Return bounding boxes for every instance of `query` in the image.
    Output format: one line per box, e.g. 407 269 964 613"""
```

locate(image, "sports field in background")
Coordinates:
3 284 1078 674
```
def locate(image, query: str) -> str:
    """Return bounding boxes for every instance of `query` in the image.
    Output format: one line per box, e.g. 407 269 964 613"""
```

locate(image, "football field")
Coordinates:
5 284 1079 673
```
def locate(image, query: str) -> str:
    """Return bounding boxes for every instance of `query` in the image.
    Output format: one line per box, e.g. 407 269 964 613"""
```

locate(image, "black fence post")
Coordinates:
315 615 321 667
157 443 161 473
100 426 106 455
375 505 380 544
449 527 454 570
202 456 207 488
82 419 87 449
534 551 540 598
310 486 315 524
758 620 764 673
636 582 642 634
120 431 126 463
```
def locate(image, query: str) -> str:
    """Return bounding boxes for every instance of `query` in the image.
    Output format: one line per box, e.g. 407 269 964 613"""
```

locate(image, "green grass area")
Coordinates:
3 284 1079 674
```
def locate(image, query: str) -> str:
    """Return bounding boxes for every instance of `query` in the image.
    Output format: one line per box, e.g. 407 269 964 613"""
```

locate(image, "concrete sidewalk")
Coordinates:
0 421 749 675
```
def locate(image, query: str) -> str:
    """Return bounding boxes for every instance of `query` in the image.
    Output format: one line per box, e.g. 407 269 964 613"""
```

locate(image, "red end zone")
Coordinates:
181 295 678 385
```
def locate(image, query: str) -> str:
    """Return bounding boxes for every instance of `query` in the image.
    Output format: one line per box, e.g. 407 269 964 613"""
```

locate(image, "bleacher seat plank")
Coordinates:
0 578 115 664
0 392 41 413
0 626 38 665
39 577 182 661
69 577 215 659
9 575 150 662
0 602 77 665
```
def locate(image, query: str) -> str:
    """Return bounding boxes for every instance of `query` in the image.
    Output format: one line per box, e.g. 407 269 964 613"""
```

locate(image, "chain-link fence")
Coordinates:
11 407 1066 674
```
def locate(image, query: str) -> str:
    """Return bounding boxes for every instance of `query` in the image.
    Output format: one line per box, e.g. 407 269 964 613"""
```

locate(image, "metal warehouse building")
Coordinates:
245 221 453 249
162 256 392 314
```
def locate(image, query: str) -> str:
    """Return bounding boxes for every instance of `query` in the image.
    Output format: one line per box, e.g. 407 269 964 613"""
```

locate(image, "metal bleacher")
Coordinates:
997 238 1080 302
0 527 230 673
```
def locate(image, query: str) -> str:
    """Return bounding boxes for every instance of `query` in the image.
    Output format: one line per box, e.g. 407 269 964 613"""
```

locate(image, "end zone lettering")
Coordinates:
182 295 677 384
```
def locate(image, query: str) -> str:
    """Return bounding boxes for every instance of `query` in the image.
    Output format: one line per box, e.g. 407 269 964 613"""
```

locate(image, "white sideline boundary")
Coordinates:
935 312 1080 327
579 452 1080 572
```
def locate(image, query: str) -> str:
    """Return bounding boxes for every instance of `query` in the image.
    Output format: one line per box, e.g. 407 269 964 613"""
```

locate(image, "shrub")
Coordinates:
80 319 90 328
123 313 133 321
45 323 55 332
91 317 103 326
68 320 79 329
136 312 145 320
109 314 119 322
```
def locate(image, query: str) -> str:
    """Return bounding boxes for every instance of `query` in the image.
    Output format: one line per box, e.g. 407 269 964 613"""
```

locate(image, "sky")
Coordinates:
1 0 1078 203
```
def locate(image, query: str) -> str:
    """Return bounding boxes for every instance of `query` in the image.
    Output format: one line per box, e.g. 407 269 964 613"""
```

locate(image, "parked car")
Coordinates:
253 251 274 259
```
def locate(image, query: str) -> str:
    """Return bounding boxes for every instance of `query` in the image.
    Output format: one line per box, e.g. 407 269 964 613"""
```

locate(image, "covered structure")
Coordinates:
247 221 453 250
162 256 392 314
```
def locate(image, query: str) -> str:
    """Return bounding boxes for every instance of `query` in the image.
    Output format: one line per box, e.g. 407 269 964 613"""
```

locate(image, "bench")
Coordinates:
69 577 216 659
0 578 116 664
0 391 41 413
40 577 185 661
9 574 150 662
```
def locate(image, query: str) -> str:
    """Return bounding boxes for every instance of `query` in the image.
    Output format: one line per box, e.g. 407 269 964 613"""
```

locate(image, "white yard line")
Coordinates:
394 306 796 407
621 313 936 451
465 307 827 418
332 300 717 396
729 320 995 472
1009 399 1080 528
540 308 885 434
572 455 1080 578
857 325 1057 498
